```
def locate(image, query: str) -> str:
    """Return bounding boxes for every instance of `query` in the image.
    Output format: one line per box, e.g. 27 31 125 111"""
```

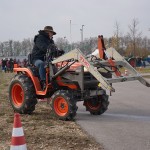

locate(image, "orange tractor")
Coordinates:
9 36 150 120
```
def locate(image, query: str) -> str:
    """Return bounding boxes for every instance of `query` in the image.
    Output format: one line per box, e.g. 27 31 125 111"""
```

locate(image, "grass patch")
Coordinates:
0 71 103 150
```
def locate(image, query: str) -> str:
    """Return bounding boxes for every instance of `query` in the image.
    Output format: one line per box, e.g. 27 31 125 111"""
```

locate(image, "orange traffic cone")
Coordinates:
10 113 27 150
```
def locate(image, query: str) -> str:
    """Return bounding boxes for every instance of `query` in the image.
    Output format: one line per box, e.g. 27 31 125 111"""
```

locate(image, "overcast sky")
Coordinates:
0 0 150 42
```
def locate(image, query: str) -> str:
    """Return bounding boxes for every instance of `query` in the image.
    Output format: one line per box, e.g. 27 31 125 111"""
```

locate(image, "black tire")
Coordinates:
51 90 77 121
84 94 109 115
9 74 37 114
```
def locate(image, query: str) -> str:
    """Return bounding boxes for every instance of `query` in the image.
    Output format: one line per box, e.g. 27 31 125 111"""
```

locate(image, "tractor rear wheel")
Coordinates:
51 90 77 121
84 94 109 115
9 74 37 114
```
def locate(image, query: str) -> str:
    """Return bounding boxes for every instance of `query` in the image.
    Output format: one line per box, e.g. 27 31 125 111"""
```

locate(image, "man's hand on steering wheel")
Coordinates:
47 44 65 58
57 49 65 56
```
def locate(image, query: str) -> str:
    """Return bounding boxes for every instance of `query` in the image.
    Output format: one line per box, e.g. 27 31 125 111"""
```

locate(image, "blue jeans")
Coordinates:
34 59 46 81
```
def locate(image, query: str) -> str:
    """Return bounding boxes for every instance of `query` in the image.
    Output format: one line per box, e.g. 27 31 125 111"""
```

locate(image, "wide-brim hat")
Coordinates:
44 26 56 35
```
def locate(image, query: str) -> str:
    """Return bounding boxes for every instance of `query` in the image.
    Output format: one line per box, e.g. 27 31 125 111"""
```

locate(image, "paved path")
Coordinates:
76 79 150 150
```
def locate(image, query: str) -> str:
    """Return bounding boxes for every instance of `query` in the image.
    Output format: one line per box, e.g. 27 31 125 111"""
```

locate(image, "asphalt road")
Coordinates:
76 79 150 150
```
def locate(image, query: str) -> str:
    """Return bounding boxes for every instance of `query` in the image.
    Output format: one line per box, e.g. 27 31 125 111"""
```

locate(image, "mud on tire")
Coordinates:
51 90 77 121
9 74 37 114
84 93 109 115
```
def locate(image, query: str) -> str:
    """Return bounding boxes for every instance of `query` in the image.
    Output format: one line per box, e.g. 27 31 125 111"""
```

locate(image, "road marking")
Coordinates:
105 113 150 121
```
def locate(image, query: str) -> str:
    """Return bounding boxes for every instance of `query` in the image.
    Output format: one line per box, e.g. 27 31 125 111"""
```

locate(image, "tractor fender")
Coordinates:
13 67 45 94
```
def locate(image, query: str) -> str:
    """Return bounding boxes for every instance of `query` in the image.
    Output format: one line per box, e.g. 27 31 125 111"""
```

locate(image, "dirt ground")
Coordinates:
0 71 103 150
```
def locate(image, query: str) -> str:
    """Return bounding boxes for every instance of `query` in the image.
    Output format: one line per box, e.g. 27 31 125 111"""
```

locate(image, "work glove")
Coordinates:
47 44 65 58
57 49 65 56
47 44 58 56
48 44 58 52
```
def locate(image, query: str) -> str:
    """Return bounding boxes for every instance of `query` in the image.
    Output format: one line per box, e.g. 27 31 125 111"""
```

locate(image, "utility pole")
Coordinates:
70 20 72 50
80 25 84 42
80 29 82 42
64 36 67 52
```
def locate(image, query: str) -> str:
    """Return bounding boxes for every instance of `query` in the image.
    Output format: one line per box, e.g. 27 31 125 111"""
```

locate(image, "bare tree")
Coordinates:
140 36 150 57
0 42 4 56
13 41 22 56
21 38 33 56
55 37 69 52
8 40 13 56
127 18 142 57
113 21 121 51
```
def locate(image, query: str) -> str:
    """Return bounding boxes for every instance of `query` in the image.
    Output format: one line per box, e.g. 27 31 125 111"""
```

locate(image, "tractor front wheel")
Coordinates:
51 90 77 121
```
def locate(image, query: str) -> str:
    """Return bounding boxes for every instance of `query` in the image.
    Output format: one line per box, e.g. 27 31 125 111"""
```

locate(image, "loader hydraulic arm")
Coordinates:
52 49 115 92
98 35 121 77
52 35 150 92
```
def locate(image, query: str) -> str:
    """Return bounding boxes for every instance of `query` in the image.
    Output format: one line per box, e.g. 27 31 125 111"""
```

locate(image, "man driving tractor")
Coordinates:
31 26 64 89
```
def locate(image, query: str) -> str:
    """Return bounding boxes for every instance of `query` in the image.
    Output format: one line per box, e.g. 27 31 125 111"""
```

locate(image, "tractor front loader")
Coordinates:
9 35 150 120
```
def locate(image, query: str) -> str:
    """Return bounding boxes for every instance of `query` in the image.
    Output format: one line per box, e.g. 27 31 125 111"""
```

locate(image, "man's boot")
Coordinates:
40 80 46 90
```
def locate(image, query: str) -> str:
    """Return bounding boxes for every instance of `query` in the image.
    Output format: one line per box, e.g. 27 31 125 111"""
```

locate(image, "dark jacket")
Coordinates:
32 30 55 62
2 59 7 67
